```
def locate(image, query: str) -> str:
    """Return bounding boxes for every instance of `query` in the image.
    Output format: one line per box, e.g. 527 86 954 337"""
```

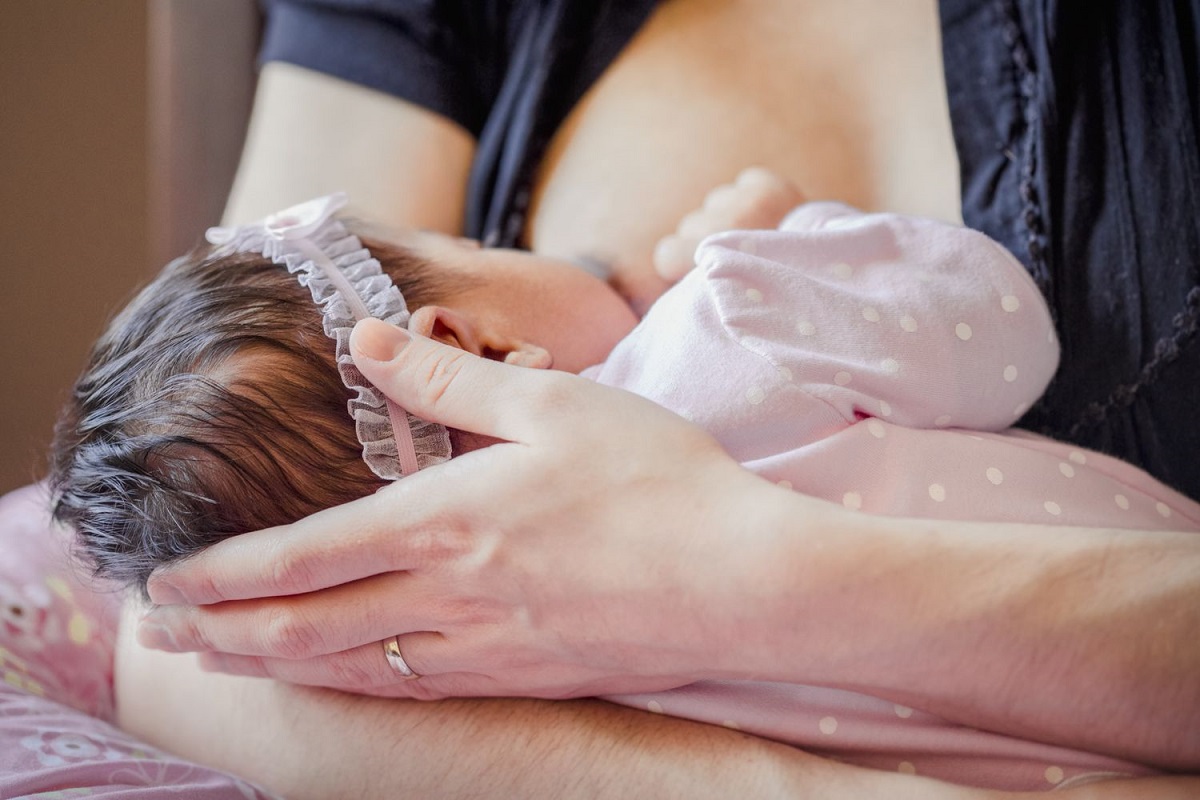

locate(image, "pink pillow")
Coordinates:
0 484 277 798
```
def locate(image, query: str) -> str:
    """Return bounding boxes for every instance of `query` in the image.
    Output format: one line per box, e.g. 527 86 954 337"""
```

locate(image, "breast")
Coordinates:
526 0 960 311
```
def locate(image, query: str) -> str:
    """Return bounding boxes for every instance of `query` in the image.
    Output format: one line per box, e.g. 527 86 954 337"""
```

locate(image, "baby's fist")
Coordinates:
654 167 805 282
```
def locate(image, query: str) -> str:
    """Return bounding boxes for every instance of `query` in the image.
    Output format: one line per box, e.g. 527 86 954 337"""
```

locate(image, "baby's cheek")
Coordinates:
545 275 639 373
583 298 640 369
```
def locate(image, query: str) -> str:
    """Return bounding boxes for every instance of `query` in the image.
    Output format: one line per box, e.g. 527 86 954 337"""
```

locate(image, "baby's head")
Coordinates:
51 201 636 597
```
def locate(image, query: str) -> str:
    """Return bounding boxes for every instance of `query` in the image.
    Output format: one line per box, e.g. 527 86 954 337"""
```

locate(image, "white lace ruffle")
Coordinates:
206 193 451 480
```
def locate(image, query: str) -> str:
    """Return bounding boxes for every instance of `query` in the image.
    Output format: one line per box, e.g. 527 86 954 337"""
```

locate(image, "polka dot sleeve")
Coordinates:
698 205 1059 431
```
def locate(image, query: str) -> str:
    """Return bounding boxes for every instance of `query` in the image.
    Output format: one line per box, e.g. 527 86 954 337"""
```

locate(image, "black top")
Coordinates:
942 0 1200 498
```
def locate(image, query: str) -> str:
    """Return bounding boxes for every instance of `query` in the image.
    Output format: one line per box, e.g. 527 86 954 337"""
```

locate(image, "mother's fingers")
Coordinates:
146 466 484 606
196 636 603 701
146 492 389 605
141 571 426 658
196 634 452 699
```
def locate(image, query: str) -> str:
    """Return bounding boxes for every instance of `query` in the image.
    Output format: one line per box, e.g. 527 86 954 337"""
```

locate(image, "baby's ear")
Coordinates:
408 306 482 355
409 306 552 369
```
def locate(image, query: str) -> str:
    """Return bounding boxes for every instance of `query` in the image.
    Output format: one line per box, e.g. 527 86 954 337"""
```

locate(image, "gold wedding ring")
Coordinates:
383 635 419 678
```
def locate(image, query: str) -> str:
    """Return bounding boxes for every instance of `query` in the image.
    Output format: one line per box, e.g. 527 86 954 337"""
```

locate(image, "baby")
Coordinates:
51 178 1199 791
49 171 788 594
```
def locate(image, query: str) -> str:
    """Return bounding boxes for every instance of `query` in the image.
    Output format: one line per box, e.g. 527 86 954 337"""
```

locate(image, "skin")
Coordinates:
117 609 1200 800
527 0 961 308
124 0 1199 794
371 167 802 374
397 230 640 375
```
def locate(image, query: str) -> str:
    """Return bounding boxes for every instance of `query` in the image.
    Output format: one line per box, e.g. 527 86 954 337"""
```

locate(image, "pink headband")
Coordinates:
205 193 451 479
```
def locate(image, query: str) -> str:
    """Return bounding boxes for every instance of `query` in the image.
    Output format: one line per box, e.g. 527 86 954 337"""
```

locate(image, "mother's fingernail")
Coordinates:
146 579 185 606
137 622 182 652
352 318 410 362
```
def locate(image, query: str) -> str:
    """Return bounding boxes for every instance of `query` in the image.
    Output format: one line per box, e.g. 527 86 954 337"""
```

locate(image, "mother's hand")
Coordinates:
139 318 787 699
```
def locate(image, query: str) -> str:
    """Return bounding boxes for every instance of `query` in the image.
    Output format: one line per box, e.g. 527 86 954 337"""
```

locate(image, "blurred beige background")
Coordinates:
0 0 257 495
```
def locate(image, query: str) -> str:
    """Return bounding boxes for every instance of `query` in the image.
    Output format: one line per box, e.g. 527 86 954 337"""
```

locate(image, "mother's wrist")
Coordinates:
691 474 872 684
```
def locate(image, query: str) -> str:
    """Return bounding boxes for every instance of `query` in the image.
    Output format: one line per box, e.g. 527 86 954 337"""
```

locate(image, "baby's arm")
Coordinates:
652 167 806 282
702 204 1058 431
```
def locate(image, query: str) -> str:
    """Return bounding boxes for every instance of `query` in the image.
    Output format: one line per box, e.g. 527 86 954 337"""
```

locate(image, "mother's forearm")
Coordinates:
118 603 1198 798
736 491 1200 769
261 690 1200 800
115 615 986 800
243 689 977 800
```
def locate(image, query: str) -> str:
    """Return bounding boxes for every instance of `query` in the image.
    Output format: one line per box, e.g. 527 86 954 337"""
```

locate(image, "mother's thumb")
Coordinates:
352 317 413 365
350 317 535 439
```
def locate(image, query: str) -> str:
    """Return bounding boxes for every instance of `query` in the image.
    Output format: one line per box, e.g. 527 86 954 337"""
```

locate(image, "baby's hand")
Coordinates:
653 167 805 282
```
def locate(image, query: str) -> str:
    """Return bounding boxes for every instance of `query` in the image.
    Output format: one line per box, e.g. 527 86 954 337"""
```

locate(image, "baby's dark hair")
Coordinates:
50 229 466 598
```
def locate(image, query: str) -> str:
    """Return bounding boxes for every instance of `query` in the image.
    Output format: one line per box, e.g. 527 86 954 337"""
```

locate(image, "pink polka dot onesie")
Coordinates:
582 202 1200 791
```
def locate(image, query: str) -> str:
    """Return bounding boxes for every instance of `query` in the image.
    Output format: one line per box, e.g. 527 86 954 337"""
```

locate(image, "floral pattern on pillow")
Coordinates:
0 484 121 722
0 484 279 799
2 682 279 798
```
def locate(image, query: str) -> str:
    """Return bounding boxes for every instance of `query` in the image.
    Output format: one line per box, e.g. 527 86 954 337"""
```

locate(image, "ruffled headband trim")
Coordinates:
206 193 451 480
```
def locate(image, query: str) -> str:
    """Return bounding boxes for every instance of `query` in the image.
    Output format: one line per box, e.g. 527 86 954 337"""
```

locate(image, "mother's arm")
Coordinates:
222 62 473 232
117 606 1200 800
143 325 1200 772
115 607 974 800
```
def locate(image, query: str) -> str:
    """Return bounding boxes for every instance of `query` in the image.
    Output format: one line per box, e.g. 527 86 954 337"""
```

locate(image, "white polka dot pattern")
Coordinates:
588 208 1200 800
589 207 1200 795
658 213 1192 554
